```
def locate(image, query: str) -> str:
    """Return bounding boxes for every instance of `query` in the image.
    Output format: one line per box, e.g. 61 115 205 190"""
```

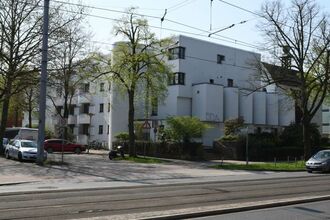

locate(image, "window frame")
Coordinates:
217 54 225 64
99 103 104 113
98 125 103 135
168 46 185 60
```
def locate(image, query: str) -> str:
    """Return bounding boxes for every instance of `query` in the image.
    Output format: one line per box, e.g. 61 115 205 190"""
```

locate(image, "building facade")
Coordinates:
24 35 299 148
108 35 296 148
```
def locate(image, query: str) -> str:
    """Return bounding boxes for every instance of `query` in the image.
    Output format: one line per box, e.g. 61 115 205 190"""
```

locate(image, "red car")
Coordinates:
44 139 86 154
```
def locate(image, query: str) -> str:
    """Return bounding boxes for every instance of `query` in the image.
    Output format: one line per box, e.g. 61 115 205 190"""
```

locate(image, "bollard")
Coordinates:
274 157 277 167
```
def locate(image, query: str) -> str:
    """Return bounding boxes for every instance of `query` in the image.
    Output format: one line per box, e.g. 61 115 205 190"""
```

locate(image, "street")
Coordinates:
190 200 330 220
0 175 329 219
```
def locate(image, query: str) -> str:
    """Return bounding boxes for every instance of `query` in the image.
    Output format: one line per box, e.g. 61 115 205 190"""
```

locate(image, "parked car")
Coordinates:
44 139 86 154
305 150 330 173
5 139 47 162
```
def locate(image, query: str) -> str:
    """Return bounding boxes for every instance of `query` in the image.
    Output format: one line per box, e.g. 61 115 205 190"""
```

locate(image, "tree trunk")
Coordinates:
0 96 11 154
28 104 32 128
303 119 312 160
128 91 136 157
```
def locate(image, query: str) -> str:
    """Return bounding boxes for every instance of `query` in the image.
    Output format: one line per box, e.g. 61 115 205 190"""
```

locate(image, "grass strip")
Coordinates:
114 156 166 164
211 161 306 171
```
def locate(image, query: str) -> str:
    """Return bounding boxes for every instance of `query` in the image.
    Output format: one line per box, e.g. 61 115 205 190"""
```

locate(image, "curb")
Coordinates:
141 195 330 220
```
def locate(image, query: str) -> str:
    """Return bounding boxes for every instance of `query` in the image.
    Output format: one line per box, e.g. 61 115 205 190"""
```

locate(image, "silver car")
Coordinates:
5 139 47 162
305 150 330 173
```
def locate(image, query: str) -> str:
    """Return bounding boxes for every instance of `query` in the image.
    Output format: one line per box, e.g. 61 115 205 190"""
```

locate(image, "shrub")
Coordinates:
115 132 129 142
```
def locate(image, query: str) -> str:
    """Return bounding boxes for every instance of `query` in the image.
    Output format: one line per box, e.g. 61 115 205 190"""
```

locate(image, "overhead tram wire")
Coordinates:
50 0 265 50
216 0 328 41
26 0 267 52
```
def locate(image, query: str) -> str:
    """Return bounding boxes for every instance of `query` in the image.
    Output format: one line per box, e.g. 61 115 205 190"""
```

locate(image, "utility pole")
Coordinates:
37 0 50 165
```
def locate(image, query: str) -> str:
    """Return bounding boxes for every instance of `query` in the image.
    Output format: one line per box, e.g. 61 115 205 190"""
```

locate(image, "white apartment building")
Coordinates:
108 35 296 148
24 35 298 148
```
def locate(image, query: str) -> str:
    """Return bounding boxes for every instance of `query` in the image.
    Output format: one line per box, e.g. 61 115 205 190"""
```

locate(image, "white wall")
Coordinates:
266 93 279 125
253 92 266 125
239 90 253 123
224 87 239 120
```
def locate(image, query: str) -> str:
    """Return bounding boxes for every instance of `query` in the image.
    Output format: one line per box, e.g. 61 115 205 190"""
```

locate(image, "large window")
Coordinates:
169 72 185 85
168 46 185 60
99 103 104 113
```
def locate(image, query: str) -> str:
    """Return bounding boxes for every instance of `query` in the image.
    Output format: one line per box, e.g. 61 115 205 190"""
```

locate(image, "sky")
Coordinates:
66 0 330 60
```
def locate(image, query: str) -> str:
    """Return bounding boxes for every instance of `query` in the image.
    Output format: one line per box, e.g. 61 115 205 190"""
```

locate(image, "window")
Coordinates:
69 125 75 133
209 79 214 84
227 78 233 87
82 103 89 114
99 125 103 134
69 105 75 115
100 83 104 92
323 123 330 126
82 124 89 135
151 99 158 116
108 103 110 112
83 83 89 93
168 46 185 60
99 103 104 113
56 106 63 115
217 54 225 64
169 72 185 85
322 109 330 112
107 125 109 134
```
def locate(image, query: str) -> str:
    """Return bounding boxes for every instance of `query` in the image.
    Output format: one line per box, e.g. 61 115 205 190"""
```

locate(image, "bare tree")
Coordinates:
0 0 43 153
258 0 330 159
47 12 92 140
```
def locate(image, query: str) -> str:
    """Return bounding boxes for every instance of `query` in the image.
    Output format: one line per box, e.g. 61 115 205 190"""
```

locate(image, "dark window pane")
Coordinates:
100 103 104 113
227 79 233 87
217 54 225 64
99 125 103 134
168 47 185 60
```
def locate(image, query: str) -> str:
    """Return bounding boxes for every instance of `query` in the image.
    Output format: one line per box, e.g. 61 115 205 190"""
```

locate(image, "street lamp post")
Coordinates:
37 0 50 165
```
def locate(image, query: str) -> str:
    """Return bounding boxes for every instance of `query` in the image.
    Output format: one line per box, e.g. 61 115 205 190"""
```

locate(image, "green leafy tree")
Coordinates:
165 116 210 144
95 9 173 157
224 117 244 136
258 0 330 159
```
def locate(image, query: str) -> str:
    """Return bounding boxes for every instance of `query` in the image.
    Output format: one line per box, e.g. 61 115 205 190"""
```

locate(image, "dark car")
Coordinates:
305 150 330 173
44 139 86 154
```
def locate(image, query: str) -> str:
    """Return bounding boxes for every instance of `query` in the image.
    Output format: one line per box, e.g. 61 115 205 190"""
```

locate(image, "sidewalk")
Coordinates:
0 153 311 195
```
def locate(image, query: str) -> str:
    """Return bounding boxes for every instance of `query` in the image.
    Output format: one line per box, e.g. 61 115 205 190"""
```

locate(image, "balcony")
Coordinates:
77 114 91 124
67 115 77 125
78 93 92 104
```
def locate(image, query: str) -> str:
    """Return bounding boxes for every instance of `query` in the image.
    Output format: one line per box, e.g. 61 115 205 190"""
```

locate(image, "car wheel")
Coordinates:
307 170 312 173
74 147 81 154
47 148 53 154
5 150 10 159
18 152 23 162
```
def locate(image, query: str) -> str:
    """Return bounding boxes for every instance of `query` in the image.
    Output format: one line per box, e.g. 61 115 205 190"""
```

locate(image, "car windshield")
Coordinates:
313 151 330 160
21 141 37 148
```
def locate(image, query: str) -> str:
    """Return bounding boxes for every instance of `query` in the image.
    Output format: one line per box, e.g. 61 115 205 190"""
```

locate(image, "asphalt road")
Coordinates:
0 175 329 220
190 200 330 220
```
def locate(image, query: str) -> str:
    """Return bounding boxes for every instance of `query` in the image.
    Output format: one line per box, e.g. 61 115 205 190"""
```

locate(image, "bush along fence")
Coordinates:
214 133 329 162
112 141 204 160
